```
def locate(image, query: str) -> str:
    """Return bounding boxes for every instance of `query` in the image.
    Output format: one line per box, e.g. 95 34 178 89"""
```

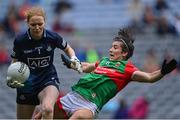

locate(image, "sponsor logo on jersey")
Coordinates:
27 56 50 69
24 49 33 54
24 46 43 54
95 66 116 74
92 93 96 98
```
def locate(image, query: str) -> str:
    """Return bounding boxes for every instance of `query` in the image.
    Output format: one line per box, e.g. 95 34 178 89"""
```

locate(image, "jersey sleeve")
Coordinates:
54 33 67 50
125 61 139 81
11 38 21 59
95 61 99 67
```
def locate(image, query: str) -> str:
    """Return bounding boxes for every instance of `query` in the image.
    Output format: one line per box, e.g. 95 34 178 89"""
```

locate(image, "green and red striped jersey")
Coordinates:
72 57 138 110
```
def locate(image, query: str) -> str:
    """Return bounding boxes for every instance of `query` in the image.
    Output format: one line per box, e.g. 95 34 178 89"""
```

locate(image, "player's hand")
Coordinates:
6 76 24 88
70 56 83 73
61 54 83 73
161 59 177 75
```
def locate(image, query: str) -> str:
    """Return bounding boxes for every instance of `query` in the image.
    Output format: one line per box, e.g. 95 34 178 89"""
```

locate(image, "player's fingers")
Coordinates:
163 59 167 65
169 59 177 66
17 83 24 87
71 61 76 65
76 64 83 73
15 82 24 87
10 80 18 85
11 81 24 87
70 63 76 69
33 112 42 120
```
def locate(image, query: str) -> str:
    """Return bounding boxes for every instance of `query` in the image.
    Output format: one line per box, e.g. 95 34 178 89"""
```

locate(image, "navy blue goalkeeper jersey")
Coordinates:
11 29 67 92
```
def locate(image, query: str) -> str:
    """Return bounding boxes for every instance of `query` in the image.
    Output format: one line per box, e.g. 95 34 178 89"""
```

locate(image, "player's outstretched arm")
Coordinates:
132 59 177 83
61 54 96 73
62 45 83 73
81 62 96 73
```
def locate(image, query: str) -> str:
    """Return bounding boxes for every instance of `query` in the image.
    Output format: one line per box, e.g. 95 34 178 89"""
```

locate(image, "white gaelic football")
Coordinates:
7 62 30 83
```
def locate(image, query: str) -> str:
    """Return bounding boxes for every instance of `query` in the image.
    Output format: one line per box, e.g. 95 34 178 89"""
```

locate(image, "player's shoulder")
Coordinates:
102 57 109 60
45 29 63 40
127 60 135 66
99 57 109 62
14 31 28 43
126 60 138 70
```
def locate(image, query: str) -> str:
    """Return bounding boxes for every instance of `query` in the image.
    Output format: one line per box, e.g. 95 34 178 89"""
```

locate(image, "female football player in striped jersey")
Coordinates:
33 28 177 119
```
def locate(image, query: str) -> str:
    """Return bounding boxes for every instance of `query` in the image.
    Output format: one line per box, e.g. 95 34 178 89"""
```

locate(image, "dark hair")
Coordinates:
113 28 135 59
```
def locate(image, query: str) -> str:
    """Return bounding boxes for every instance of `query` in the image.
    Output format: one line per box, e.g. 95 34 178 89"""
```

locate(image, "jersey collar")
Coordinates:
27 29 47 40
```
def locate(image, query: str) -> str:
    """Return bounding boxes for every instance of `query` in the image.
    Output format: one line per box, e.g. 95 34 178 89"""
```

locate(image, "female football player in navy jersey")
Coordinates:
6 6 82 119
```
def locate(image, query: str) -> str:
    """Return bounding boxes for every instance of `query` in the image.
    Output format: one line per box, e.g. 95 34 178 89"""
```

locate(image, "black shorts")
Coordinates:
16 79 59 105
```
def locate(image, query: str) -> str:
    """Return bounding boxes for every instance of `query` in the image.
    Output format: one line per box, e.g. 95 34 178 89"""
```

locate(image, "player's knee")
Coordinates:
77 113 85 118
72 113 86 119
71 110 93 119
41 104 53 115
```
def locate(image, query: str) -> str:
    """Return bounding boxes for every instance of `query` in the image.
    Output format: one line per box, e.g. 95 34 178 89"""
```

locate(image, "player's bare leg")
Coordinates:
17 104 35 119
38 85 59 119
32 105 42 119
69 109 93 120
32 102 68 119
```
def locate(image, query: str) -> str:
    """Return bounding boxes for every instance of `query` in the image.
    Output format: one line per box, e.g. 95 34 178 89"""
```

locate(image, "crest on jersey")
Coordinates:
115 62 121 67
46 46 52 51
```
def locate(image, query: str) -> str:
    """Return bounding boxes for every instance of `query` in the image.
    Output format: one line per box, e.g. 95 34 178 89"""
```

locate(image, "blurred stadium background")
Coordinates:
0 0 180 119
